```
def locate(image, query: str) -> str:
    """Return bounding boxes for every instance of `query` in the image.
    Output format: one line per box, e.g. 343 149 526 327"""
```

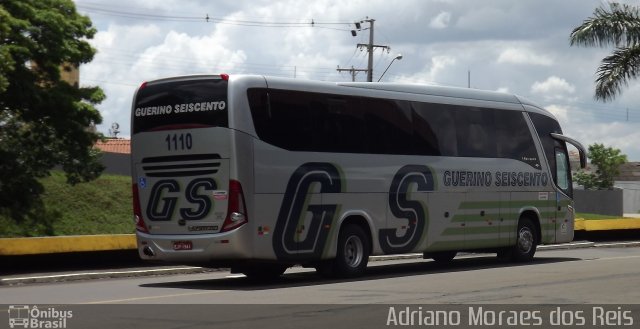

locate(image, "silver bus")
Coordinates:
131 74 586 279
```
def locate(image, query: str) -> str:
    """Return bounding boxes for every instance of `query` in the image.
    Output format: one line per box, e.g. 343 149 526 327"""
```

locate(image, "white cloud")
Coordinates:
429 12 451 29
545 104 570 123
561 121 640 159
397 55 456 84
497 47 553 66
531 76 576 101
72 0 640 160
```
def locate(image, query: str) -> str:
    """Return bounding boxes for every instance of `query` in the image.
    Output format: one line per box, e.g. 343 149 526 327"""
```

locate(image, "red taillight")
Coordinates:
220 73 229 81
132 184 149 233
139 81 148 90
221 180 248 232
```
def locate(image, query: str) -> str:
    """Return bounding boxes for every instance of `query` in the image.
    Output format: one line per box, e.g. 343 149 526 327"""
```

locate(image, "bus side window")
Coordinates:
555 147 572 196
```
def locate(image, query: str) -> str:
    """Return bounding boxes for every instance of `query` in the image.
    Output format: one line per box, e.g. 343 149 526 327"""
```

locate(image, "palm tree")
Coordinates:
570 2 640 102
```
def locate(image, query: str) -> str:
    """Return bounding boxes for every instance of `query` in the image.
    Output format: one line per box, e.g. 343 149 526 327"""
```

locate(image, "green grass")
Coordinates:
0 171 133 237
576 213 619 220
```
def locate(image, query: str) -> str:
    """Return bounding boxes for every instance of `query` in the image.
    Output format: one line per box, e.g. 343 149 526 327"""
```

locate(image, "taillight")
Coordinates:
132 183 149 233
220 73 229 81
221 180 248 232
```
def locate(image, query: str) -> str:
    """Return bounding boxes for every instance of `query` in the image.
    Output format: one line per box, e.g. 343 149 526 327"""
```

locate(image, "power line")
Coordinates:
76 3 352 30
337 18 391 82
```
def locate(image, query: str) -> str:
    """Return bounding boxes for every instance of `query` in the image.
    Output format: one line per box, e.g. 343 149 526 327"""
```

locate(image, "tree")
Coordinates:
0 0 105 225
574 143 627 190
569 2 640 102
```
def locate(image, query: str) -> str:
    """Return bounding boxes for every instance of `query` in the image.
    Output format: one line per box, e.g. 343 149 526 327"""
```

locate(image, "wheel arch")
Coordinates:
337 211 374 255
518 208 541 245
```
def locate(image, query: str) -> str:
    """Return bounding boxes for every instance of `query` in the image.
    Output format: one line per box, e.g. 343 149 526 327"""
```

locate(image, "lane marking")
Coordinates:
594 241 640 248
585 255 640 262
2 266 204 281
86 290 226 304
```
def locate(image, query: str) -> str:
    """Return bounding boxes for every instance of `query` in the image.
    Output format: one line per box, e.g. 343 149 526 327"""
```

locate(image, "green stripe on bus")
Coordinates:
459 200 555 209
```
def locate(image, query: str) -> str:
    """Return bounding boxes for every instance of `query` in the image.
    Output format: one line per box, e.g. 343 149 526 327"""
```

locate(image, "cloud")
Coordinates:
397 55 456 84
531 76 576 101
497 47 553 66
429 12 451 29
545 104 570 123
73 0 640 160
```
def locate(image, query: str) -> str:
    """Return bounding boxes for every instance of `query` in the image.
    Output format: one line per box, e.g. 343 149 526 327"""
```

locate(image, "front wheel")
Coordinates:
511 217 538 262
329 224 370 278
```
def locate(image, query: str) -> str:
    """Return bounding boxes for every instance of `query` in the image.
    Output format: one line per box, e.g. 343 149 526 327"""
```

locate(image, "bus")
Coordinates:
131 74 586 279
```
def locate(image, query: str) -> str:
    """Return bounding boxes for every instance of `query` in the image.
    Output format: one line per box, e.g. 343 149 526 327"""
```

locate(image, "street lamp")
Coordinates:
377 54 403 82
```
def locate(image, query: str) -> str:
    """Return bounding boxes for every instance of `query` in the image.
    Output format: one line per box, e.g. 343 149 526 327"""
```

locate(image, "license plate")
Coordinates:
173 240 193 251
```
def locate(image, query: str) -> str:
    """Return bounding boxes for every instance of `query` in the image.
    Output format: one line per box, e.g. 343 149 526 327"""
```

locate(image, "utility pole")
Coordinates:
357 19 389 82
336 66 368 81
337 18 390 82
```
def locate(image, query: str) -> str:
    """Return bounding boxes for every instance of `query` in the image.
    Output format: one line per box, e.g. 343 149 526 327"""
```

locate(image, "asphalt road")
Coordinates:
2 245 639 304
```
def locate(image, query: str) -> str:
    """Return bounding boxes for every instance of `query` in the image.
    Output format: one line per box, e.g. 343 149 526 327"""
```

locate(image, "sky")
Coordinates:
73 0 640 160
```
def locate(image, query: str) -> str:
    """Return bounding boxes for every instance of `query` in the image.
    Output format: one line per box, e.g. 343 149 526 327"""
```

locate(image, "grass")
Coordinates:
575 213 620 220
0 171 133 237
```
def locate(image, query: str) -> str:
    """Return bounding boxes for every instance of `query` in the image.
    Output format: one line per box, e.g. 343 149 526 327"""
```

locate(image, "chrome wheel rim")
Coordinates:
344 235 364 267
517 227 534 254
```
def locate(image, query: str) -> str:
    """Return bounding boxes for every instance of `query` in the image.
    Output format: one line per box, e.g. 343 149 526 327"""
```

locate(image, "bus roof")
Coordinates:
261 76 555 119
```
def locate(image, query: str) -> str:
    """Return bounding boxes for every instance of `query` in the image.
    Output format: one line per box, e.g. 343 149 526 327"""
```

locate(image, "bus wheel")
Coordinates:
240 264 287 281
512 217 538 262
425 251 457 264
332 224 370 278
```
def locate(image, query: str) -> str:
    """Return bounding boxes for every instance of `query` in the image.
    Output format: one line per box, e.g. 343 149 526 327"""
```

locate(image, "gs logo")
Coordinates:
272 163 435 260
272 163 342 261
146 178 217 221
379 165 434 254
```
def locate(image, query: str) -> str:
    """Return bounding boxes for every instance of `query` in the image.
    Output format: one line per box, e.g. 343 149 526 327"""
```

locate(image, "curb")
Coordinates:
0 234 136 255
574 218 640 231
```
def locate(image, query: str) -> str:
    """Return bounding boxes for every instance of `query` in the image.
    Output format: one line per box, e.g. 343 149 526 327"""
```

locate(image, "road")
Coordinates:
1 245 639 328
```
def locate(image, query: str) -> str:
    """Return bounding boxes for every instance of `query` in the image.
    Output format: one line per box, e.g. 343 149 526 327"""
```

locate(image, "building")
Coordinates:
615 162 640 214
94 138 131 176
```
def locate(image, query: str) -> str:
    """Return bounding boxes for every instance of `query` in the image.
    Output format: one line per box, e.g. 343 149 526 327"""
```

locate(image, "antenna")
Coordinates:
109 122 120 138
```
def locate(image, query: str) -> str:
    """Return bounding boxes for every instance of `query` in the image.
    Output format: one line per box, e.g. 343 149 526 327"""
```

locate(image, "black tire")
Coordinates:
511 217 538 262
241 264 287 281
426 251 457 264
331 224 370 278
496 247 513 261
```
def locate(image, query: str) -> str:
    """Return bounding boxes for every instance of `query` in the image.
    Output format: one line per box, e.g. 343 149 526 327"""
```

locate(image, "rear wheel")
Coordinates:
322 224 370 278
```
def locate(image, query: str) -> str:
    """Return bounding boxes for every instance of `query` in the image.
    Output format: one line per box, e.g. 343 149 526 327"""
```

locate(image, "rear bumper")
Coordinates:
136 225 253 263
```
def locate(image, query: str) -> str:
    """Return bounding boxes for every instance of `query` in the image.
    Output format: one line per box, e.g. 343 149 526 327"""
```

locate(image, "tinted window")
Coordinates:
362 98 416 155
248 89 314 151
455 107 497 158
495 110 540 168
133 78 228 134
248 88 540 166
529 112 563 179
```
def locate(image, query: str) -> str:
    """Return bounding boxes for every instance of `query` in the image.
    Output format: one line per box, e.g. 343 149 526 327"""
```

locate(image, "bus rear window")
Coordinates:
132 77 228 134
